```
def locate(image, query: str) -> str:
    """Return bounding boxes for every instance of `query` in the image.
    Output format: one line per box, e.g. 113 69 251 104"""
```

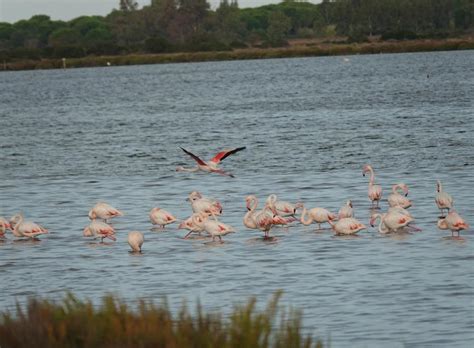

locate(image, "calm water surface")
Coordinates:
1 51 473 347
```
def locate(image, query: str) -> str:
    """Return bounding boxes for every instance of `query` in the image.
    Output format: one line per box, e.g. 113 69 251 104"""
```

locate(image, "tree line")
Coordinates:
0 0 472 61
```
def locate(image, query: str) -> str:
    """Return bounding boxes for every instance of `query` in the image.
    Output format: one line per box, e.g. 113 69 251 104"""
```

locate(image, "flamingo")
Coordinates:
187 191 222 215
192 212 235 242
150 208 177 229
338 200 354 219
329 217 366 235
362 165 382 208
88 202 123 222
437 211 469 237
297 203 337 230
0 217 11 238
435 180 454 217
388 183 412 208
176 147 246 177
370 210 415 234
245 195 287 238
178 213 206 239
83 221 116 242
128 231 144 252
10 214 48 239
265 194 298 223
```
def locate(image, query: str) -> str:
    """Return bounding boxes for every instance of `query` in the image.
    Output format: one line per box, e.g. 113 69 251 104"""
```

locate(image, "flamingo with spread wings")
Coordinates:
176 147 246 177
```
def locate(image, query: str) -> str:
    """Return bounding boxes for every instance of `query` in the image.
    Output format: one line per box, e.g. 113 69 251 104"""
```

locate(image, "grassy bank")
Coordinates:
2 37 473 71
0 291 323 348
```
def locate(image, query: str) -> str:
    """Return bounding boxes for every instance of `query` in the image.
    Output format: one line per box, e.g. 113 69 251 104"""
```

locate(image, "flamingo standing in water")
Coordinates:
150 208 177 229
265 194 298 224
362 165 382 208
244 195 287 238
388 183 412 208
178 213 206 239
88 202 123 222
9 214 48 239
192 212 235 242
370 210 415 234
437 211 469 237
187 191 223 215
297 203 337 230
338 200 354 219
329 217 366 235
0 217 11 238
128 231 144 252
435 180 454 217
176 147 246 177
83 220 116 242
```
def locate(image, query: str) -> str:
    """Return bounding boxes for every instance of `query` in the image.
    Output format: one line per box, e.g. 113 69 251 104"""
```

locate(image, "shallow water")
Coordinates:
1 51 473 347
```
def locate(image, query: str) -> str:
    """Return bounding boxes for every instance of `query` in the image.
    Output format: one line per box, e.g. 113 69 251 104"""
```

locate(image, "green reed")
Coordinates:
0 291 323 348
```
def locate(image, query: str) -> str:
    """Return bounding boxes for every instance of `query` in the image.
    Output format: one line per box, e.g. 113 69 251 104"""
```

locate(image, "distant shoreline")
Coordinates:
2 37 473 71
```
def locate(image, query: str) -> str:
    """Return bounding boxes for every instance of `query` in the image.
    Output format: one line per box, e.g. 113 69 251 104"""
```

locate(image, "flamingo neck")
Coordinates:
300 206 313 226
368 168 375 185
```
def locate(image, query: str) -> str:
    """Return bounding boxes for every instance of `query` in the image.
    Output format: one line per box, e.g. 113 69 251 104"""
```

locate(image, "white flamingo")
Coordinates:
329 218 366 235
178 213 206 239
387 183 412 208
10 214 48 239
435 180 453 217
192 212 235 242
437 211 469 237
370 210 415 234
128 231 144 252
83 220 116 242
187 191 223 215
150 207 177 229
177 147 246 177
297 203 337 230
88 202 123 222
338 200 354 219
362 165 382 208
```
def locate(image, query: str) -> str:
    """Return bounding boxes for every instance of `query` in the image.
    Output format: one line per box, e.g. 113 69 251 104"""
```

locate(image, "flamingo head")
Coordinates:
436 180 441 192
401 184 409 196
362 164 371 176
347 200 353 208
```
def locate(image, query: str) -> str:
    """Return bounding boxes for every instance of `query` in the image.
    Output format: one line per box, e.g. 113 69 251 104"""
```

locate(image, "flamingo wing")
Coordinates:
180 147 207 166
210 147 246 163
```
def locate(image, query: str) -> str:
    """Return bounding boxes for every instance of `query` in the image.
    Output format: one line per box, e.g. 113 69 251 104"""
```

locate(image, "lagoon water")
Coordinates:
1 51 473 347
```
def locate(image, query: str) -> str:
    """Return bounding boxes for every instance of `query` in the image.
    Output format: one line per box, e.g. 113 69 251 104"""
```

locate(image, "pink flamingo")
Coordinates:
435 180 454 217
178 213 206 239
265 194 298 223
192 212 235 242
297 203 337 230
329 218 366 235
244 195 287 238
10 214 48 239
83 221 116 242
187 191 223 215
387 183 412 208
437 211 469 237
88 202 123 222
128 231 144 252
150 207 177 229
176 147 246 177
362 165 382 208
370 211 415 234
338 200 354 219
0 217 11 238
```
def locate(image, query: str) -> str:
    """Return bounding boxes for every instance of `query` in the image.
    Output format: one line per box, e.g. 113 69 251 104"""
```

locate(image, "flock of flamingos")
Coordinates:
0 147 470 252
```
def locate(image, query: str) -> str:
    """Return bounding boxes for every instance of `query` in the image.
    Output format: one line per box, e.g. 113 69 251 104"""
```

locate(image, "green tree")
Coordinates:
266 11 291 46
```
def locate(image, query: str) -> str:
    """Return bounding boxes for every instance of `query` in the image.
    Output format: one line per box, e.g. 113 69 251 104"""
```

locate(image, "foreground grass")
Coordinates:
2 37 473 71
0 291 323 348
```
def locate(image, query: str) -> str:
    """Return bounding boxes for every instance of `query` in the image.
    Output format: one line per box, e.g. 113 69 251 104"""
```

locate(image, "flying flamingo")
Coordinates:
244 195 287 238
388 183 412 208
362 165 382 208
329 217 366 235
0 217 11 238
150 207 177 229
176 147 246 177
128 231 144 252
437 211 469 237
178 213 206 239
187 191 223 215
338 200 354 219
435 180 454 217
297 203 337 230
192 212 235 242
9 214 48 239
83 221 116 242
88 202 123 222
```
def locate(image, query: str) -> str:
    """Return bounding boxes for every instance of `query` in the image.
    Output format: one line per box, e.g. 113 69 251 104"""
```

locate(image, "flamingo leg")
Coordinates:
183 231 193 239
